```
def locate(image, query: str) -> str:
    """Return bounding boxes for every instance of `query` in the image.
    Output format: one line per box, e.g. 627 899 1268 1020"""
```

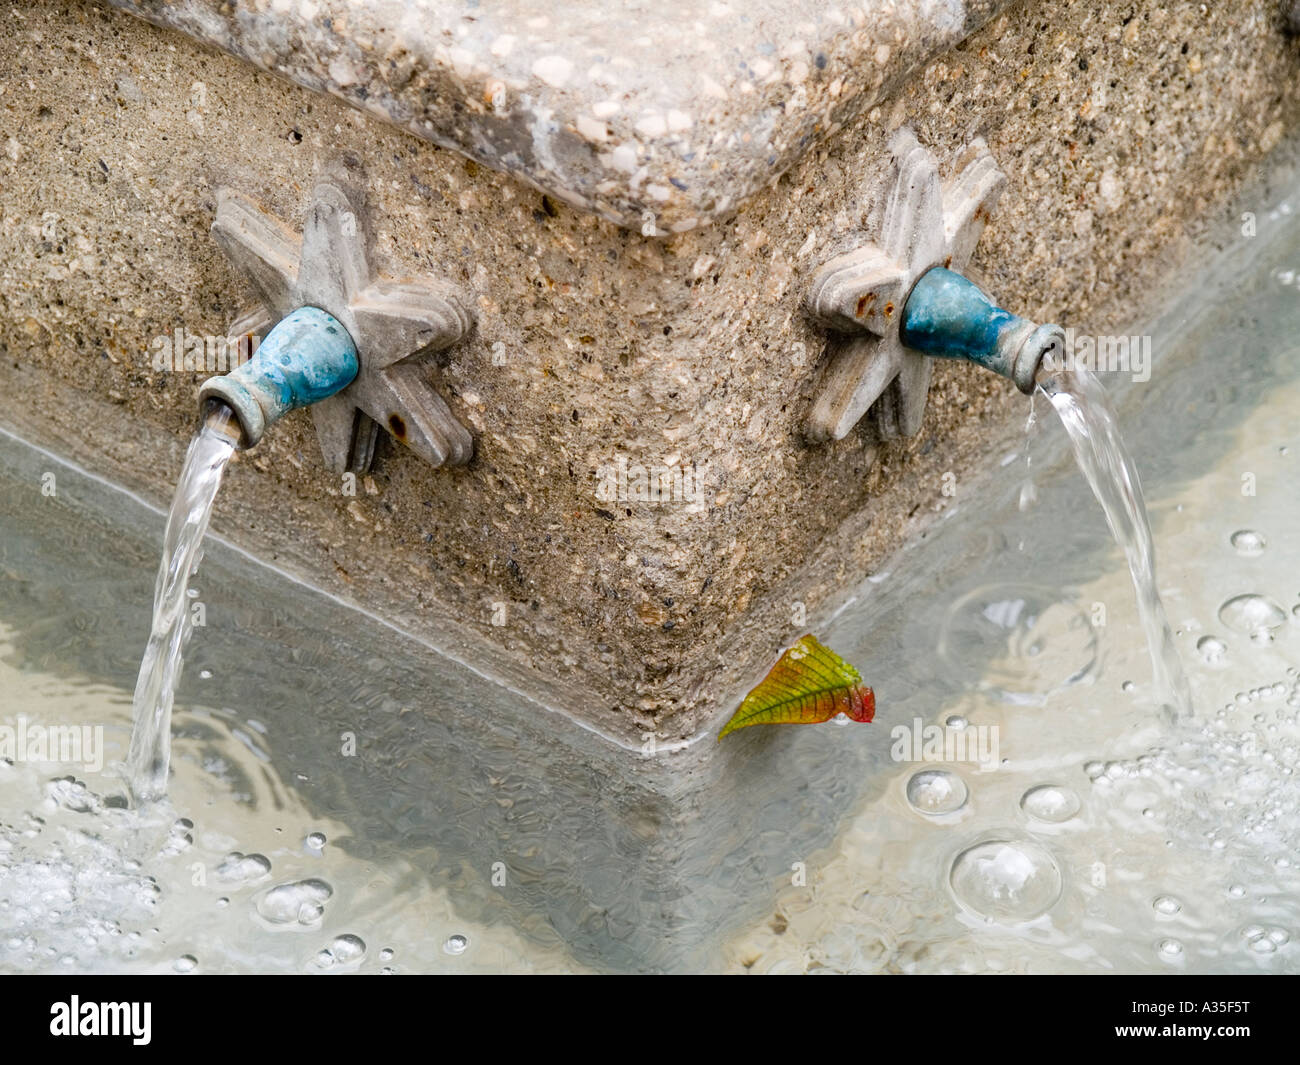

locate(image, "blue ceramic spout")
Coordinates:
198 307 358 447
899 267 1064 394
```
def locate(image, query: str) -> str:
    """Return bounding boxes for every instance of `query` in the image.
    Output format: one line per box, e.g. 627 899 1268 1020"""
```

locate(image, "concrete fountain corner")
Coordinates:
1 0 1299 759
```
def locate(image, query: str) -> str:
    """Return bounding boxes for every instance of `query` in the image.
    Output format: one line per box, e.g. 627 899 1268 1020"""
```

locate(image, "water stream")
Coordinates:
124 404 239 803
1036 361 1195 717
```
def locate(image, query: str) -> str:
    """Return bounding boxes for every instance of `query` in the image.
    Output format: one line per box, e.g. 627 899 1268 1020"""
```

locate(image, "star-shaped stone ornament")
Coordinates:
212 176 474 473
805 128 1007 441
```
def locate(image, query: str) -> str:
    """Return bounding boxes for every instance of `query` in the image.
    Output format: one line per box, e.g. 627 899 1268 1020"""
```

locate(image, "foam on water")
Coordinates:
0 646 581 973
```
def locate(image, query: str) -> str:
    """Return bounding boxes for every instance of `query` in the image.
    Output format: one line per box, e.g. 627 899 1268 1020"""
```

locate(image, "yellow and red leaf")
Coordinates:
718 634 875 741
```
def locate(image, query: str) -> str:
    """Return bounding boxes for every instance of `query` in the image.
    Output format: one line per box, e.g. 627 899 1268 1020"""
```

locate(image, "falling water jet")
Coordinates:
898 267 1194 717
124 402 239 803
1033 356 1193 718
125 307 359 803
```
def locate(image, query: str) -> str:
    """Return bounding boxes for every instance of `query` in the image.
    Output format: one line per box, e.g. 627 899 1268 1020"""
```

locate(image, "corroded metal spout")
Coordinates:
899 267 1063 394
197 307 358 448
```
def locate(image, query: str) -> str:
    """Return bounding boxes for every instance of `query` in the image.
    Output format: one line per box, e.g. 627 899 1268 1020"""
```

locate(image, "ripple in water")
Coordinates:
905 770 969 816
949 839 1063 923
938 584 1098 704
1020 784 1081 823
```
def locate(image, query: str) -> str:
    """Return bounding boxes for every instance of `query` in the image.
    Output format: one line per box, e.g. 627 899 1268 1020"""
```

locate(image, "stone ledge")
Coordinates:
106 0 1010 232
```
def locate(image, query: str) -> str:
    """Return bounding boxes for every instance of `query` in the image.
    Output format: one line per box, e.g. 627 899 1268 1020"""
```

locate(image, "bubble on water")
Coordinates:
305 832 326 851
945 715 967 730
905 770 969 816
159 817 194 856
381 966 396 975
1249 935 1277 954
216 852 271 885
173 954 197 972
1020 784 1081 823
330 934 366 963
255 879 333 927
379 947 394 961
1231 530 1266 557
949 839 1062 923
1153 895 1182 916
1228 884 1246 898
44 778 100 815
216 897 229 908
315 948 335 968
1084 761 1105 779
1269 927 1290 945
443 934 468 955
1156 938 1184 957
1219 594 1287 641
198 669 213 680
1197 636 1228 666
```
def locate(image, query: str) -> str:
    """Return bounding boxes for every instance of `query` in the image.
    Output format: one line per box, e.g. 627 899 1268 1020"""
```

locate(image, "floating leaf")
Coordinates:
718 634 875 741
